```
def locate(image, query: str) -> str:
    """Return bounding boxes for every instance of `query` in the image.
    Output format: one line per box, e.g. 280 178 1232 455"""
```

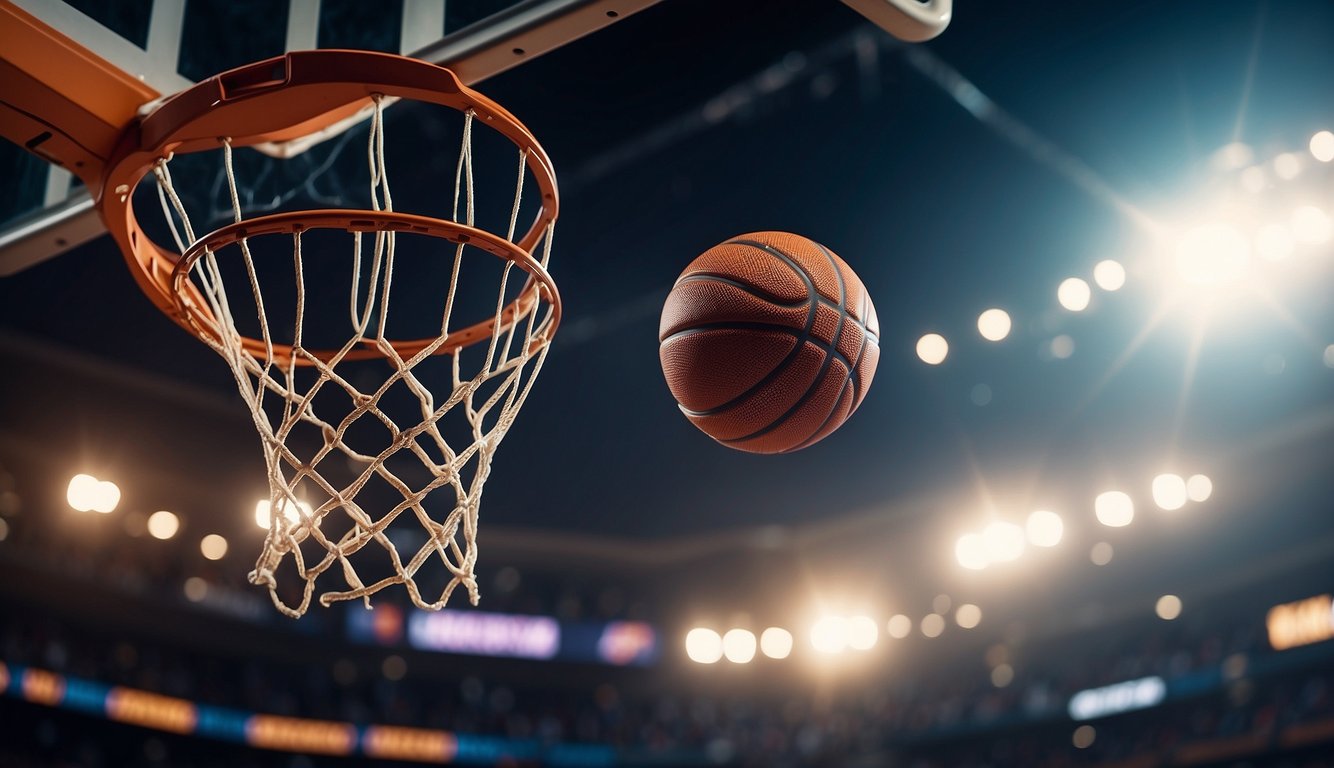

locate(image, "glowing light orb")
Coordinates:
1186 474 1213 502
722 629 757 663
847 616 879 650
1095 491 1134 527
886 615 913 639
920 613 945 638
916 333 949 365
1058 278 1092 311
147 510 180 540
200 534 228 560
1090 542 1114 565
759 627 793 659
955 532 989 570
1093 259 1126 291
1312 130 1334 163
955 604 982 629
977 309 1012 341
1156 594 1182 620
1026 510 1064 547
1151 474 1188 511
685 628 723 664
1273 153 1301 180
982 521 1025 562
811 616 850 654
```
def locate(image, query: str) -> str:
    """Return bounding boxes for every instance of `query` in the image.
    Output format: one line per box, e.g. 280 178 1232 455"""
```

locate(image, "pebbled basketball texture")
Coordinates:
659 232 880 454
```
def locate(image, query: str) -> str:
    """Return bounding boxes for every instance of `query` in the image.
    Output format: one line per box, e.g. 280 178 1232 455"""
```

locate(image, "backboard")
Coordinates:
0 0 662 276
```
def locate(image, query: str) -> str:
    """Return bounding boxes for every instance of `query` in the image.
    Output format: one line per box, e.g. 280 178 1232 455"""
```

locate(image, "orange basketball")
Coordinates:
659 232 880 454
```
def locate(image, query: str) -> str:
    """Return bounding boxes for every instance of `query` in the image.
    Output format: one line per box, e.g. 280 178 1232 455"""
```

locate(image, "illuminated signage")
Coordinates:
1267 594 1334 651
1068 676 1166 720
362 725 458 761
246 715 357 755
598 621 657 666
408 609 560 659
108 688 198 733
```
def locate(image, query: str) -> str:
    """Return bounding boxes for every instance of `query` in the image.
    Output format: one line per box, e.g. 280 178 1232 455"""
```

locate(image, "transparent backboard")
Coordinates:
0 0 662 275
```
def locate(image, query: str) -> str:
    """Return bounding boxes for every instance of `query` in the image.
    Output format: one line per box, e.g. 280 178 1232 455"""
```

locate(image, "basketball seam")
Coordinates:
668 241 820 418
661 323 859 382
672 273 807 308
719 238 850 448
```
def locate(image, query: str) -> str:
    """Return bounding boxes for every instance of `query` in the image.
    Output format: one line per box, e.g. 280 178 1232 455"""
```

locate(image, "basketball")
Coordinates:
658 231 880 454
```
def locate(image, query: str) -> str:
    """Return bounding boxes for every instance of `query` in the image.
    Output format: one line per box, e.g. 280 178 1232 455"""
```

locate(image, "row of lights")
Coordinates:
913 259 1126 366
685 603 985 664
65 474 235 560
954 472 1212 571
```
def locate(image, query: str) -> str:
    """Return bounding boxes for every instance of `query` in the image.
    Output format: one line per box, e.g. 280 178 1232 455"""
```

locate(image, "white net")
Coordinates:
150 97 557 617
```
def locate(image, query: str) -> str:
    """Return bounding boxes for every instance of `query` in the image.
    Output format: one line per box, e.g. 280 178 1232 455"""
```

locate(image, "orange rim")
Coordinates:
99 50 559 363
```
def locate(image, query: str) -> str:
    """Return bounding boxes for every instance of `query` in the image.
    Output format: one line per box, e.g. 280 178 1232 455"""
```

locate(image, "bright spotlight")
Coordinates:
1026 510 1063 547
1273 152 1301 180
92 481 121 514
1173 224 1250 286
255 498 311 529
955 604 982 629
981 521 1024 562
920 613 945 638
1151 474 1188 511
811 616 850 654
146 510 180 540
1291 206 1332 244
722 629 757 663
1186 474 1213 502
1312 130 1334 163
916 333 949 365
886 614 913 639
1057 278 1091 311
759 627 793 659
67 474 100 512
1093 259 1126 291
685 628 723 664
1155 594 1182 620
955 532 989 570
1095 491 1134 527
200 534 228 560
977 309 1012 342
1255 223 1295 262
847 615 879 650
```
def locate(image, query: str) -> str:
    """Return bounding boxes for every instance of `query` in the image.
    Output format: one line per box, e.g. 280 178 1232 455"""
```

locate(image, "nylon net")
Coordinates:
150 98 557 617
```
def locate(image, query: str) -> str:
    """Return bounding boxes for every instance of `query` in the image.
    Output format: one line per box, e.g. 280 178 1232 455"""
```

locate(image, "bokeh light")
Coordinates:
67 474 99 512
1324 345 1334 369
955 604 982 629
991 663 1014 688
147 510 180 540
200 534 228 560
1156 595 1182 620
916 333 949 365
92 481 121 514
1273 152 1301 180
887 615 913 639
982 521 1025 562
1090 542 1114 566
1312 130 1334 162
183 577 208 602
1093 259 1126 291
1049 335 1075 359
977 309 1012 342
1291 206 1332 244
1173 224 1250 286
1073 725 1097 749
1186 474 1213 502
255 498 311 529
1026 510 1064 547
920 613 945 638
759 627 793 659
685 628 723 664
847 616 879 650
1151 474 1188 511
1095 491 1134 527
1057 278 1091 311
722 629 757 663
955 532 989 570
811 616 850 654
1240 166 1266 193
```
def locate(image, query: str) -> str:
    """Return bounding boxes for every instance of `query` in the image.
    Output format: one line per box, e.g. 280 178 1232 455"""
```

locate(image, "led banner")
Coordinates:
1267 594 1334 651
1 661 616 765
346 606 659 666
1068 676 1166 720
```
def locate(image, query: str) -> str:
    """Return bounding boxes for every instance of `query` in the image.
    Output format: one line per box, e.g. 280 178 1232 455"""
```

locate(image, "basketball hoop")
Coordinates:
98 51 561 617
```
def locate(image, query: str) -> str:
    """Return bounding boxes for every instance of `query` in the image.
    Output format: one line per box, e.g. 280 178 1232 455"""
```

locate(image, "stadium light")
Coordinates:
1026 510 1063 547
1151 474 1188 511
1093 259 1126 291
977 308 1012 341
92 481 121 514
1186 474 1213 502
886 614 912 639
1155 595 1182 620
847 615 879 650
685 628 723 664
759 627 793 659
920 613 945 638
1095 491 1134 527
200 534 228 560
722 629 757 664
810 616 850 654
1173 223 1250 287
67 474 99 512
955 604 982 629
1057 278 1091 311
255 498 311 529
981 521 1024 562
146 510 179 540
955 532 989 570
1312 130 1334 162
916 333 949 365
